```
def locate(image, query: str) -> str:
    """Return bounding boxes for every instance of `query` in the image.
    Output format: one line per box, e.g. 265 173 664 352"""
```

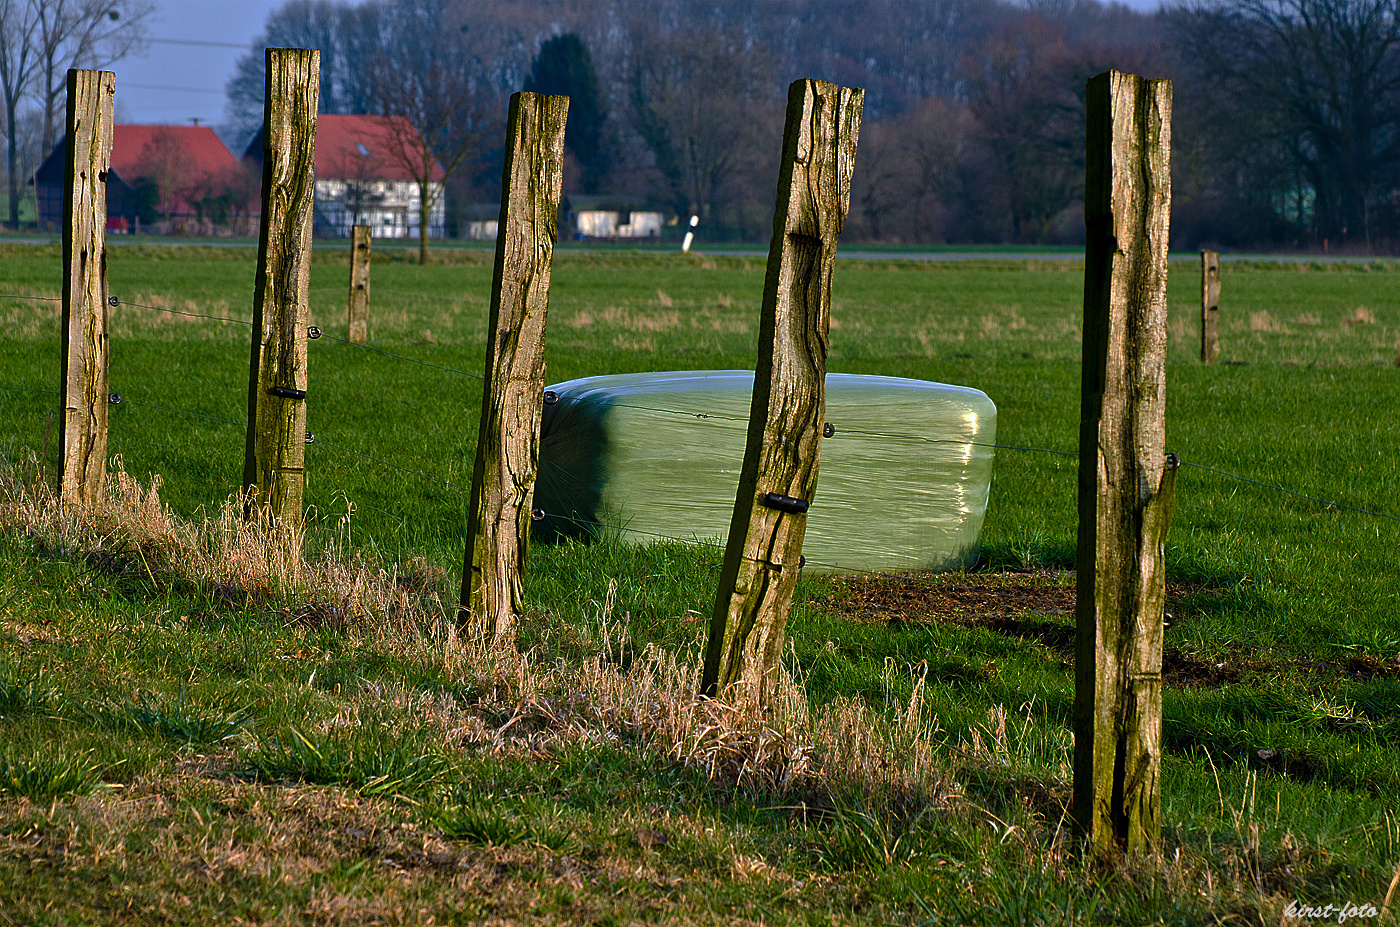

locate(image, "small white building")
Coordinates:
563 196 664 241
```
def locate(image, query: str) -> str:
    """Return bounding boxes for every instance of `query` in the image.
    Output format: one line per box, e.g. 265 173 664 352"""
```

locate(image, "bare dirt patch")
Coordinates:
813 573 1279 688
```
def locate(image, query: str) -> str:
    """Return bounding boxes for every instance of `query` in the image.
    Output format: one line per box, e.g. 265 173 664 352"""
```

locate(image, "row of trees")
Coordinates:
238 0 1400 250
5 0 1398 250
0 0 153 228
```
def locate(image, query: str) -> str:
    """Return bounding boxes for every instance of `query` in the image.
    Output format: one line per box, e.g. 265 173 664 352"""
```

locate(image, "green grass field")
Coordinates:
1 241 1398 924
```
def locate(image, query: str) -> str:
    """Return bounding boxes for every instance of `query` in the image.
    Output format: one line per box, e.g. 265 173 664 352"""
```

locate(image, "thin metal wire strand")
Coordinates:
311 336 741 425
1168 615 1400 693
315 331 485 381
1179 460 1400 523
0 384 59 394
0 293 61 302
839 427 1079 458
309 436 469 491
119 398 246 428
21 379 1400 688
540 509 726 550
115 297 253 326
794 555 1400 690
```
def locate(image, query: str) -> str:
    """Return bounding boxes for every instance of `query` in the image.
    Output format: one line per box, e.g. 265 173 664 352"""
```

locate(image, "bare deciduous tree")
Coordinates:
35 0 154 155
366 0 500 263
628 26 779 227
0 0 40 228
1171 0 1400 248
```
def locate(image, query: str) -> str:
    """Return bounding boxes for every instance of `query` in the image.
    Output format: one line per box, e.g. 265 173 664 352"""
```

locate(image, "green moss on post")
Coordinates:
1074 69 1175 854
243 48 319 528
701 79 863 708
459 92 569 648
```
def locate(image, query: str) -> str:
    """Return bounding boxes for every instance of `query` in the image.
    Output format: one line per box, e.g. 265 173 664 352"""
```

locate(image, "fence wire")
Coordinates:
5 379 1398 692
115 296 253 326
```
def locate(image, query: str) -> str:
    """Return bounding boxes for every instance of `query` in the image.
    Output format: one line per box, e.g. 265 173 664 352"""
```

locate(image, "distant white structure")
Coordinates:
563 196 664 240
245 114 446 240
681 214 699 252
466 219 499 241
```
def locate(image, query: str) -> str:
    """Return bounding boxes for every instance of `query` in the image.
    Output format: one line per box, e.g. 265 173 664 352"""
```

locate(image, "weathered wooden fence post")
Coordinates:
348 224 371 343
1074 69 1175 854
243 48 319 526
59 69 116 508
700 79 863 707
458 92 569 646
1200 250 1220 364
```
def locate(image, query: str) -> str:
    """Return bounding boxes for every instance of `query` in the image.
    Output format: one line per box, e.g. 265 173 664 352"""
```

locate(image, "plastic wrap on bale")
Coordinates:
534 371 996 572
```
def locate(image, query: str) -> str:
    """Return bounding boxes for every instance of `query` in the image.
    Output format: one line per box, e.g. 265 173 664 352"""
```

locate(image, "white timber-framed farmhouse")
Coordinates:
243 114 446 239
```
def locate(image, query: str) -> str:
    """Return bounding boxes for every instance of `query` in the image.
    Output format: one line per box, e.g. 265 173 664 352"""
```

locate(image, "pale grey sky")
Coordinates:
111 0 281 128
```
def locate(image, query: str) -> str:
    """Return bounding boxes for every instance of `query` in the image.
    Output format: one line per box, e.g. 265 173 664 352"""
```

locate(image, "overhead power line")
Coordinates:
120 83 226 96
148 37 253 50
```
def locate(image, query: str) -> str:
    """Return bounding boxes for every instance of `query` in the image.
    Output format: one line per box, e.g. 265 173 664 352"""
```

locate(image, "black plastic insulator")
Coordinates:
543 390 559 405
107 392 122 404
107 296 119 307
1165 452 1181 471
799 555 806 568
760 492 809 514
531 507 546 522
307 326 322 339
823 422 835 438
305 432 315 444
268 386 306 401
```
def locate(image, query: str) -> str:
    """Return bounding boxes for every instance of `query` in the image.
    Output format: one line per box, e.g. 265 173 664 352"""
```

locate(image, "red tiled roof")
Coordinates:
314 114 446 183
111 125 243 215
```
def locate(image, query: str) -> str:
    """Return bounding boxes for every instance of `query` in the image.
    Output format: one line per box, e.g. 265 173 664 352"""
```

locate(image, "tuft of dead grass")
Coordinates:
2 458 958 823
440 592 960 823
0 457 1365 924
0 457 443 649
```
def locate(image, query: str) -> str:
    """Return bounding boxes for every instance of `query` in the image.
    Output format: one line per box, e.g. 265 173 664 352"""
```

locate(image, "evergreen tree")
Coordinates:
525 34 608 192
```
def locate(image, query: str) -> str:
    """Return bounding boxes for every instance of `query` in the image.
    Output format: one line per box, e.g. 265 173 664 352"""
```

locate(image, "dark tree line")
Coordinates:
1171 0 1400 250
224 0 1400 251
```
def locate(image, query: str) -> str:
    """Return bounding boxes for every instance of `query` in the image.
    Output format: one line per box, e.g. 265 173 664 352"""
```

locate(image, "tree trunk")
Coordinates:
43 76 58 155
6 96 20 229
419 167 430 265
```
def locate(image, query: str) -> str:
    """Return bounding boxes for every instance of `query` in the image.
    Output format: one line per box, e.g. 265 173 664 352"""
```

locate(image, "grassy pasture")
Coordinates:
1 241 1398 924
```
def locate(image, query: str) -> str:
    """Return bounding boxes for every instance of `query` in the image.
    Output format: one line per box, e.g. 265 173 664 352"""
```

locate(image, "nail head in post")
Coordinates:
543 390 559 405
107 392 122 404
823 422 835 438
531 507 546 522
107 296 119 307
305 432 315 444
307 326 321 340
760 492 809 514
268 386 306 401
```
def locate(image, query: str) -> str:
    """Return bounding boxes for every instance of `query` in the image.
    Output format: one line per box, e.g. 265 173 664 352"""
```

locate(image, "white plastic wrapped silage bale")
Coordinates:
534 370 996 572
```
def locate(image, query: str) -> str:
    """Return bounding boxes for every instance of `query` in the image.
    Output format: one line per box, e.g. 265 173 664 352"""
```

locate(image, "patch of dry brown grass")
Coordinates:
0 458 442 650
2 459 958 824
0 457 1368 925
